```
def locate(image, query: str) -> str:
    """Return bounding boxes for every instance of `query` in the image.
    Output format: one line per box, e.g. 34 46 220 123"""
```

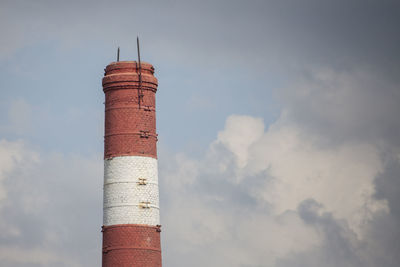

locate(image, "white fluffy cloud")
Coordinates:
160 112 388 266
160 67 397 267
0 140 38 203
0 139 102 267
218 115 387 235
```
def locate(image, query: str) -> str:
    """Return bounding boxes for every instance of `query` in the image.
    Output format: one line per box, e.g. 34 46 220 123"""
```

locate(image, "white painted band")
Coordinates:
104 183 159 209
104 156 158 184
103 156 160 226
104 206 160 226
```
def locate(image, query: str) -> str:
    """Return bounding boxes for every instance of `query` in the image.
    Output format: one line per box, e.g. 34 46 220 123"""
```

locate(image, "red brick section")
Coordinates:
102 225 161 267
102 61 158 159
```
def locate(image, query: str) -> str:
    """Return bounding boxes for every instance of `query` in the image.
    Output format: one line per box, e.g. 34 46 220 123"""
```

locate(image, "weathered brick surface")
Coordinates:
104 61 156 76
102 224 161 267
103 61 158 159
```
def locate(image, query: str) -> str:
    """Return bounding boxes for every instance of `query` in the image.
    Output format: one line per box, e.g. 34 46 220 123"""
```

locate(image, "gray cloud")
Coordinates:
158 112 392 266
279 68 400 148
0 0 399 266
1 0 399 71
369 156 400 266
0 78 399 267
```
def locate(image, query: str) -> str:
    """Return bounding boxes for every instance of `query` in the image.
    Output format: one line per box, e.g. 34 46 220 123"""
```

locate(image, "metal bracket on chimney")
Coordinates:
140 130 149 138
137 178 147 185
139 201 151 209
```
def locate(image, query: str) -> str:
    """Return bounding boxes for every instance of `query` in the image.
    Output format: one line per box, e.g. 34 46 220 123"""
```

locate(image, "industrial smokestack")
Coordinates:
101 48 161 266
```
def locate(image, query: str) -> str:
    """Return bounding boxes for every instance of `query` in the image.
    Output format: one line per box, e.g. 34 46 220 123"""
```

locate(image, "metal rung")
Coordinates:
140 130 149 138
139 201 151 209
138 178 147 185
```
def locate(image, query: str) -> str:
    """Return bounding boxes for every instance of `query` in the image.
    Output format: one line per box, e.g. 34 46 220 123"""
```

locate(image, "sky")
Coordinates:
0 0 399 266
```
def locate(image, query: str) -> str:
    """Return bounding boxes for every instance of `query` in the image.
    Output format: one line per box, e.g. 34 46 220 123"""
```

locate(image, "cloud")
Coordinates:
2 0 399 76
0 139 102 267
279 68 400 147
160 112 388 266
0 1 399 264
0 99 33 136
249 119 386 234
0 246 71 267
216 115 265 169
159 66 399 266
1 112 392 266
0 140 38 203
0 66 398 267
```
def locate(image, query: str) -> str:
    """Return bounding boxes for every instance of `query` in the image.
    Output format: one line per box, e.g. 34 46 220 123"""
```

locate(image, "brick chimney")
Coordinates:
101 60 161 266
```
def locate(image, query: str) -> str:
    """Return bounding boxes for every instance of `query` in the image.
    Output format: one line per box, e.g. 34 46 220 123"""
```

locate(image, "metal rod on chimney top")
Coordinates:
117 47 120 62
137 36 143 108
